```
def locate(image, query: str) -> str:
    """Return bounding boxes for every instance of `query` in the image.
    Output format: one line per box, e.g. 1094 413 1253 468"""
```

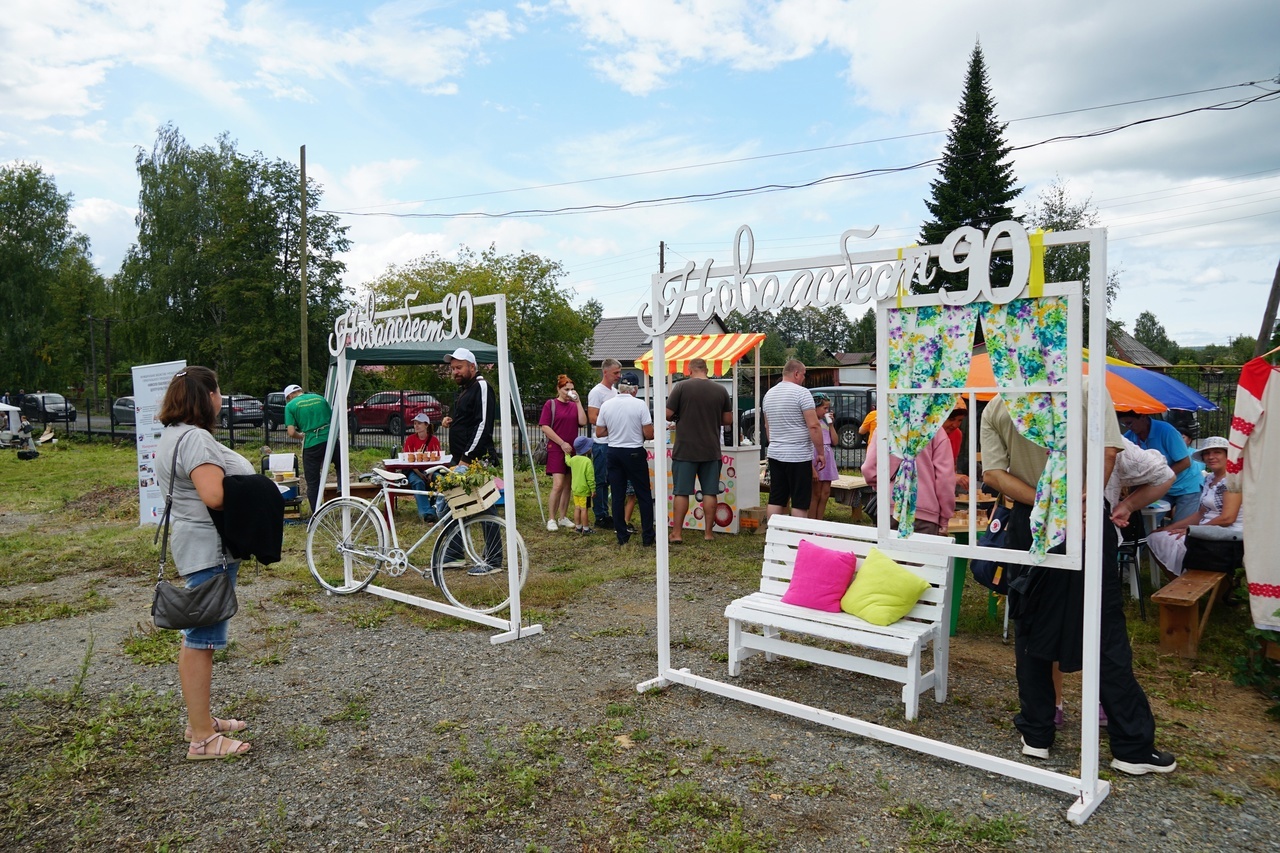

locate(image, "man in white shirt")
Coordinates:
761 359 826 518
596 382 655 546
587 359 622 528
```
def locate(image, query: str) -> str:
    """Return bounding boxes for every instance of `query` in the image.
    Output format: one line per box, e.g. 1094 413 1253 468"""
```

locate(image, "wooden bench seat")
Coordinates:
1150 569 1227 658
725 515 954 720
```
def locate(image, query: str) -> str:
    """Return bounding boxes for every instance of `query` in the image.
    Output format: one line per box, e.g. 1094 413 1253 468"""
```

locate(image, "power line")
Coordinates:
321 86 1279 221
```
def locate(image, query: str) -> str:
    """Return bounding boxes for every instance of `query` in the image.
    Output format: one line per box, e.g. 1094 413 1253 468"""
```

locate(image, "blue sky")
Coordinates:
4 0 1278 347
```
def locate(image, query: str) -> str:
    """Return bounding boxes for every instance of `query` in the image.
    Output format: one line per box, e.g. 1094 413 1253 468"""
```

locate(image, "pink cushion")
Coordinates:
780 539 858 612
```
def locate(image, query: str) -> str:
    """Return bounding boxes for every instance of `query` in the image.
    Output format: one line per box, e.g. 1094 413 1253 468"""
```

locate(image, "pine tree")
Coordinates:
918 43 1021 293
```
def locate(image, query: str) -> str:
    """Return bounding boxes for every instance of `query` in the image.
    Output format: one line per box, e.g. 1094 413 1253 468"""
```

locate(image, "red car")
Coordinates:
348 391 448 435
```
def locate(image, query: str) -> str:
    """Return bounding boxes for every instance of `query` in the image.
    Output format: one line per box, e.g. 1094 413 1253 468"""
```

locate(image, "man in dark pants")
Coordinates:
439 347 501 572
595 382 655 546
587 358 622 528
284 383 340 514
981 391 1176 776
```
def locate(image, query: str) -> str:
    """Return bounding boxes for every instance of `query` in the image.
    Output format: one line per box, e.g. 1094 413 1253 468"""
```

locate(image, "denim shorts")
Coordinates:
180 562 240 650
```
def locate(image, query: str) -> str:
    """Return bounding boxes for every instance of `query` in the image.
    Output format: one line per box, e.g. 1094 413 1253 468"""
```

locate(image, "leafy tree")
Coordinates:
1024 177 1122 336
1133 310 1180 362
0 163 106 394
918 42 1021 293
115 125 351 396
367 246 596 403
847 308 876 353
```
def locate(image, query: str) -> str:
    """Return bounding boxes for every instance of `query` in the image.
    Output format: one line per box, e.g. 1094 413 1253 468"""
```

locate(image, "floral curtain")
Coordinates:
978 297 1070 561
886 305 977 534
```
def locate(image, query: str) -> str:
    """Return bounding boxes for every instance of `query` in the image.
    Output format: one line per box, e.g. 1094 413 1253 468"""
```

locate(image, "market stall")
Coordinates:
634 332 765 534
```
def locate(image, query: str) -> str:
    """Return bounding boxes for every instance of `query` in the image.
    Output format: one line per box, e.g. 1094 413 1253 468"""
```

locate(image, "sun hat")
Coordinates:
1190 435 1229 461
282 384 302 396
445 347 476 366
572 435 594 456
412 412 431 424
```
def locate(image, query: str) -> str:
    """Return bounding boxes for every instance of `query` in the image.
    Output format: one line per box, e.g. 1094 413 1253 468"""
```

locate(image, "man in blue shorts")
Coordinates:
666 357 732 542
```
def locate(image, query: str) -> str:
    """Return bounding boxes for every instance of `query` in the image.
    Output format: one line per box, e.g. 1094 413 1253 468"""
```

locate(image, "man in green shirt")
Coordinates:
284 384 340 514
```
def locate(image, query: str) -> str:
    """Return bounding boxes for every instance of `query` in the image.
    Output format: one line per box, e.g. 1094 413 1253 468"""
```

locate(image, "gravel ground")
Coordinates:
2 541 1279 851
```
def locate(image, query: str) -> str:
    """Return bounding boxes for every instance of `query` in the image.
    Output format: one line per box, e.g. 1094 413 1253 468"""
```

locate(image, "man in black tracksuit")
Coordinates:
440 347 500 569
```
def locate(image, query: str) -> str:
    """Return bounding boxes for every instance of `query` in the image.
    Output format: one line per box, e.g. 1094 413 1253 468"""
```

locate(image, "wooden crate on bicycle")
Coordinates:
443 479 500 518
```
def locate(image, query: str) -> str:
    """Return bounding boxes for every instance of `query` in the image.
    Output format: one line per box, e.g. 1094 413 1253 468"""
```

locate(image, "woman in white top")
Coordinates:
155 366 255 759
1147 436 1243 577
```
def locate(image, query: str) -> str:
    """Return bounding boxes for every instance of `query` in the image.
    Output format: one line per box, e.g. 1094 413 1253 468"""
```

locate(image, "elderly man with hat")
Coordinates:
284 383 340 515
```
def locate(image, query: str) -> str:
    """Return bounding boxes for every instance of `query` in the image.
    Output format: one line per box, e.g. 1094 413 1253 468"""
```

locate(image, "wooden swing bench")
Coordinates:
725 516 954 720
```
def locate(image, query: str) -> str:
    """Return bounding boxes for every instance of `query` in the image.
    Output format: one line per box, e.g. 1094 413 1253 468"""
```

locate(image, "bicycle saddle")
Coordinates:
371 468 409 485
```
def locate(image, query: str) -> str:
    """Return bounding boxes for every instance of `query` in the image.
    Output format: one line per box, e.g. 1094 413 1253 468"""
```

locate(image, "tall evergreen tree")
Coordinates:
918 42 1021 293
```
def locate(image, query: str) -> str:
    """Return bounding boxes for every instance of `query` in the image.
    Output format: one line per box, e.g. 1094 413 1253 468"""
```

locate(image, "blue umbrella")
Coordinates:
1089 353 1218 411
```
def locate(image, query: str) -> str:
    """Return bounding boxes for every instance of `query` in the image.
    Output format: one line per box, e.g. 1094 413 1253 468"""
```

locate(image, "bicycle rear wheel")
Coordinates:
431 514 528 614
306 498 388 594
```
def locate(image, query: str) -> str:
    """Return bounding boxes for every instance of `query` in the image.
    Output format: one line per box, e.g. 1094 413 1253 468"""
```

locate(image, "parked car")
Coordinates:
19 392 77 424
349 391 447 435
111 396 137 426
264 392 287 431
739 385 875 449
219 394 264 429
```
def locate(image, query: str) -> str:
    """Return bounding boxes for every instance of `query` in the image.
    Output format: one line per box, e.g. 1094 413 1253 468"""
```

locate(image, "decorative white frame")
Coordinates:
322 290 543 645
636 223 1114 823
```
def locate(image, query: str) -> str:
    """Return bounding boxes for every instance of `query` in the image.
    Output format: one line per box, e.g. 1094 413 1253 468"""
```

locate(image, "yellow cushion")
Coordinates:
839 547 930 626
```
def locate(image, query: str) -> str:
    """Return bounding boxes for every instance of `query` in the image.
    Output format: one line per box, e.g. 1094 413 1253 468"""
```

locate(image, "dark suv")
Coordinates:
349 391 447 435
20 393 77 424
741 385 875 449
264 392 287 431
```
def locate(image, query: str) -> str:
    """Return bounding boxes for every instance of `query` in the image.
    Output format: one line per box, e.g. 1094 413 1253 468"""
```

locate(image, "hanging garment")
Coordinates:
1227 357 1280 632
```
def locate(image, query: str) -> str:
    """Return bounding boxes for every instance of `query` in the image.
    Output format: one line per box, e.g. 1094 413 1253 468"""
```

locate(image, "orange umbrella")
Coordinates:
966 352 1166 414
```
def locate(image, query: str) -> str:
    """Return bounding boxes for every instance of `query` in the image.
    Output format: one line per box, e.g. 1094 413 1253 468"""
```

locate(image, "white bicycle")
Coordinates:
305 467 528 614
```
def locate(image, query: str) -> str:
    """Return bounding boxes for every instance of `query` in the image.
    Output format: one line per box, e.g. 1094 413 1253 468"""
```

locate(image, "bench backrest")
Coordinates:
762 515 953 627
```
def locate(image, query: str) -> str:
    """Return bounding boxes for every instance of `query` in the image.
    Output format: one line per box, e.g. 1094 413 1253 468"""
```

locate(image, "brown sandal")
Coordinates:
187 732 251 760
184 717 247 741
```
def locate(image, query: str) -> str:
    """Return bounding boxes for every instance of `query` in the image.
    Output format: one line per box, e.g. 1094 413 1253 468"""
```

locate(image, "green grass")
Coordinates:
889 802 1027 849
0 588 113 627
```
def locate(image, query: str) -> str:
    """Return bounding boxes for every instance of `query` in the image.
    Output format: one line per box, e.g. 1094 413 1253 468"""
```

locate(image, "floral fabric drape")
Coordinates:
886 305 977 534
978 297 1070 561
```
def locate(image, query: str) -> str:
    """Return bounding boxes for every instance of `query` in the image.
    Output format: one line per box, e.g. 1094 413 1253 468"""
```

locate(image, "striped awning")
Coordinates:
634 333 766 376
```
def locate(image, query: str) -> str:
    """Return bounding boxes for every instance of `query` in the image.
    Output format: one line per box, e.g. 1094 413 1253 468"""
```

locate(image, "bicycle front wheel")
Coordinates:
432 514 529 614
306 498 388 594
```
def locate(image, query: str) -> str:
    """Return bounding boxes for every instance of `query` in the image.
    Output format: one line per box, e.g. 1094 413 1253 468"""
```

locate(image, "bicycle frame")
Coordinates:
364 473 457 578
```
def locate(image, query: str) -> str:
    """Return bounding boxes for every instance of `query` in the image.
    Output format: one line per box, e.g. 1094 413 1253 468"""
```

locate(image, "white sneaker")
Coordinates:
558 517 573 529
1021 737 1050 759
546 519 558 532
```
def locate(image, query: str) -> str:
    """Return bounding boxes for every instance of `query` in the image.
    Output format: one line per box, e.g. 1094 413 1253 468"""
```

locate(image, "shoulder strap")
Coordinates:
154 428 196 580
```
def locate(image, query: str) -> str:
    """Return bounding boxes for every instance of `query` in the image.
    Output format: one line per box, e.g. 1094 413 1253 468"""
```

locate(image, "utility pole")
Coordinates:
659 241 665 275
103 318 113 405
1256 257 1280 357
300 144 310 391
87 314 98 418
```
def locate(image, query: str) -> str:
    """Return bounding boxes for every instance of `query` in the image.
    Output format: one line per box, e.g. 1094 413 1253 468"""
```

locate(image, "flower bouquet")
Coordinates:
435 464 500 518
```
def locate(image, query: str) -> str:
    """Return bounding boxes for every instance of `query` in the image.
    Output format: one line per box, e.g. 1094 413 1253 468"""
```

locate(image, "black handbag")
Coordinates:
1183 527 1245 574
151 429 238 630
531 401 554 466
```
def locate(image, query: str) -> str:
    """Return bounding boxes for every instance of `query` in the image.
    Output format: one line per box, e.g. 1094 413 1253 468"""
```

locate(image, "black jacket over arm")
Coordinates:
207 474 285 565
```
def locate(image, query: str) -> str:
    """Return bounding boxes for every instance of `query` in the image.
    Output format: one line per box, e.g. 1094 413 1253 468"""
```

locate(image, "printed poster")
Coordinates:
132 360 185 526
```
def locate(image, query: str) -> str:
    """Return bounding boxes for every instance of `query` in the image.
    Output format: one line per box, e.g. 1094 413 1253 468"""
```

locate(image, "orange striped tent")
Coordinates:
634 333 766 376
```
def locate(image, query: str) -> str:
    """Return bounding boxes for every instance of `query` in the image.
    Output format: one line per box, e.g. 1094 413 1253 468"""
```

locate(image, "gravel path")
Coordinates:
2 559 1279 850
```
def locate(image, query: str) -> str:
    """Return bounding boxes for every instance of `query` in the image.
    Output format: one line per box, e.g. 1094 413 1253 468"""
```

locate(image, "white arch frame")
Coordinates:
323 290 542 645
636 224 1113 823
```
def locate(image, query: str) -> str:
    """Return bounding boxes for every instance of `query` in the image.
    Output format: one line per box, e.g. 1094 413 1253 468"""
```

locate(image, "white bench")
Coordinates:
725 515 954 721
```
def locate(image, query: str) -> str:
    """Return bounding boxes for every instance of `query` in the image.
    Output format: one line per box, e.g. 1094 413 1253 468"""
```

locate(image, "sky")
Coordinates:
3 0 1278 348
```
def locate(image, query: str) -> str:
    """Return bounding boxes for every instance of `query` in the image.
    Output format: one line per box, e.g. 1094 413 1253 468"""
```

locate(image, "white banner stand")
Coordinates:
636 224 1112 823
132 359 187 526
322 291 542 645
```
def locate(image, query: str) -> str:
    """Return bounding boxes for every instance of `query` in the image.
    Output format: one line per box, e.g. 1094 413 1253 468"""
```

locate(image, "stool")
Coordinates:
1139 499 1171 590
1116 542 1146 619
1150 570 1226 658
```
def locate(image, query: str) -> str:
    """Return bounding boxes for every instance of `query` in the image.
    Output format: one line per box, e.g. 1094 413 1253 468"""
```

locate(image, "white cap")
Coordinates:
445 347 477 366
412 412 431 423
282 384 302 396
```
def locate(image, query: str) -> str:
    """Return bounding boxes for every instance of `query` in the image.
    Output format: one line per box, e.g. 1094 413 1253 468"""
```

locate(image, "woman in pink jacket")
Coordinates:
861 424 956 535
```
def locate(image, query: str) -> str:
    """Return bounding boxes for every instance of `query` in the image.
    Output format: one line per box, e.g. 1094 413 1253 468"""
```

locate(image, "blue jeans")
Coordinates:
407 471 437 520
180 562 240 650
592 441 611 522
1169 490 1200 523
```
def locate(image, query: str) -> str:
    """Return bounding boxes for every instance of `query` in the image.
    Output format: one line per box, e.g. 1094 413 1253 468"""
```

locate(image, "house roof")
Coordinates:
832 351 876 367
1110 330 1172 368
590 314 725 364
